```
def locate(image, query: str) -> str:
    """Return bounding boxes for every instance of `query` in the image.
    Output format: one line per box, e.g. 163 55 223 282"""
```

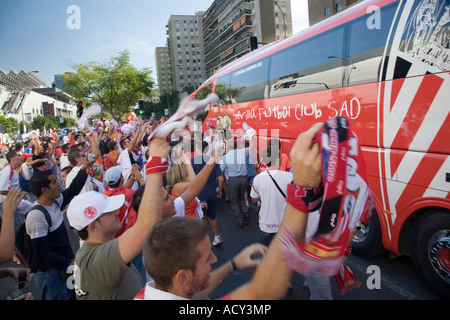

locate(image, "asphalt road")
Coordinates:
0 191 442 301
205 199 442 300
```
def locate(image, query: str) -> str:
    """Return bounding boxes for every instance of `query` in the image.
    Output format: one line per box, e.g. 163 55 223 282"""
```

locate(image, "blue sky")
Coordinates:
0 0 308 87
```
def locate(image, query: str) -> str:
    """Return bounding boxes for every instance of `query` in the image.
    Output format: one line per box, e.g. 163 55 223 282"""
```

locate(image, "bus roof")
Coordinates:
198 0 397 88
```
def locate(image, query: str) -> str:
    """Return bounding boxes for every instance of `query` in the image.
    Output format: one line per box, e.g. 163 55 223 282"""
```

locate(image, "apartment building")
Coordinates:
156 0 293 92
155 47 171 94
308 0 364 26
203 0 293 77
165 12 207 93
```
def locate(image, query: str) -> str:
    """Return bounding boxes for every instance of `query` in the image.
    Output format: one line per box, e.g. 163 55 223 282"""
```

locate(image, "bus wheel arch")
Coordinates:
352 208 386 259
411 208 450 299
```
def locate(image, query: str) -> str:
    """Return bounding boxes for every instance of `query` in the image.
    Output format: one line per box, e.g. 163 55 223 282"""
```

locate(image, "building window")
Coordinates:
336 2 342 12
324 7 331 16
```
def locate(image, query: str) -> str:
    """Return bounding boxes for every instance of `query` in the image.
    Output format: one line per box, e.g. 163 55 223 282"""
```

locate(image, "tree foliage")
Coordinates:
63 118 76 128
0 116 20 133
31 115 59 131
61 50 155 120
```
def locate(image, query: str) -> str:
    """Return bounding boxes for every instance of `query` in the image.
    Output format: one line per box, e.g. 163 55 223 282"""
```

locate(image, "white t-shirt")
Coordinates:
0 165 18 193
250 170 293 233
134 281 188 300
117 149 132 180
0 164 33 213
60 154 70 169
20 162 34 180
65 166 93 194
173 197 185 218
26 196 64 239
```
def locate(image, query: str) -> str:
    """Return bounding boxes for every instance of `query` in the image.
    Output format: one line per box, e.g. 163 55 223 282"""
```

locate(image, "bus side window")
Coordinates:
346 2 396 85
196 82 213 100
195 83 214 122
268 27 345 98
215 74 231 106
229 58 269 104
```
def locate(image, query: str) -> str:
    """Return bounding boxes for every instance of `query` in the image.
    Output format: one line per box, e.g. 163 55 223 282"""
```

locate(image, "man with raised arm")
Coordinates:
135 123 324 300
67 138 171 300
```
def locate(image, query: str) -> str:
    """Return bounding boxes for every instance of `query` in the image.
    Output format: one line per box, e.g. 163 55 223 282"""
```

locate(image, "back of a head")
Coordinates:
131 185 145 212
107 140 117 152
61 143 71 153
165 164 185 192
119 138 128 149
68 149 81 166
6 150 17 163
201 140 209 154
262 146 281 168
143 217 208 290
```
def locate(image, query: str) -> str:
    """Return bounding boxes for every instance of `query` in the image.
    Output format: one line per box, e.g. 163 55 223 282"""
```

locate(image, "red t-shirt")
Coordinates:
171 189 199 218
103 186 137 237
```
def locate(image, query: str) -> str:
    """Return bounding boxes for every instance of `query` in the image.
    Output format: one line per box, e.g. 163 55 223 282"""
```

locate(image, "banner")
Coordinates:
42 102 55 116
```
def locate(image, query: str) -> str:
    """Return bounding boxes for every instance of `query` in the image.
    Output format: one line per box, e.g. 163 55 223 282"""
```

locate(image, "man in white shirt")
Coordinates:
117 124 146 189
65 134 100 194
0 150 22 192
250 146 293 246
59 143 71 169
19 153 46 202
0 150 33 226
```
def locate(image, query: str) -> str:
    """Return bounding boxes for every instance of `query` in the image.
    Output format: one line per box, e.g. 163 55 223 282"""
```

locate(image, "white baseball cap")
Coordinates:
67 191 125 231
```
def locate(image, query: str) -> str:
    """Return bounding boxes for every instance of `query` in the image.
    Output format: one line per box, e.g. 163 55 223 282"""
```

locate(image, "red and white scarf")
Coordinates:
280 117 374 277
147 93 218 141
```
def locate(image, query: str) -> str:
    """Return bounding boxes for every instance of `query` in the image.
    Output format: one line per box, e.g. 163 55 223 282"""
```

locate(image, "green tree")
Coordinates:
182 85 195 95
0 116 20 133
63 118 76 128
44 116 59 129
31 116 46 131
31 115 59 131
61 50 155 120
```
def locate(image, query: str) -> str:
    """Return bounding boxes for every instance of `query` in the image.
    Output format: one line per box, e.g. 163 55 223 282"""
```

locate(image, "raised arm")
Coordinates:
180 146 222 207
88 132 100 158
127 123 145 153
118 138 171 264
33 136 41 156
0 189 26 264
230 123 323 300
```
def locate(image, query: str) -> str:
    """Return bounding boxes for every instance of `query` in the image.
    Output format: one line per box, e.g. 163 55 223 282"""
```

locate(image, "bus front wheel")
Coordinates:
351 210 386 259
411 210 450 299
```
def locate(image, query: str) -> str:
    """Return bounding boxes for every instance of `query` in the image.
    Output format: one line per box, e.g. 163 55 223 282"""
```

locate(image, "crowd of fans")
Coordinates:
0 113 346 300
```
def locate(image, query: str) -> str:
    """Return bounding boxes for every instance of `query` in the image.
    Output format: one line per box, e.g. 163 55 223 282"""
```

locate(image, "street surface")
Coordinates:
0 170 442 300
206 199 442 300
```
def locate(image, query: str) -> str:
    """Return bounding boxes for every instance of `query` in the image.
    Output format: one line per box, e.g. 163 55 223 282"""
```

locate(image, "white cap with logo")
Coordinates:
67 191 125 231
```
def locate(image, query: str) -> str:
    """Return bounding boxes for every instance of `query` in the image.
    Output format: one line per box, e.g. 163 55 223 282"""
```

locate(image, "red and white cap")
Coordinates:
67 191 125 231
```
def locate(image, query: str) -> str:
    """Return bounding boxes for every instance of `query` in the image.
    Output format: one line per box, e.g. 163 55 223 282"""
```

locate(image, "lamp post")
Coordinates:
20 70 39 134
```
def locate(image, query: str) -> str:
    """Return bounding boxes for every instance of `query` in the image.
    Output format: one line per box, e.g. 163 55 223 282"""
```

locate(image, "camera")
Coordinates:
87 153 96 162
